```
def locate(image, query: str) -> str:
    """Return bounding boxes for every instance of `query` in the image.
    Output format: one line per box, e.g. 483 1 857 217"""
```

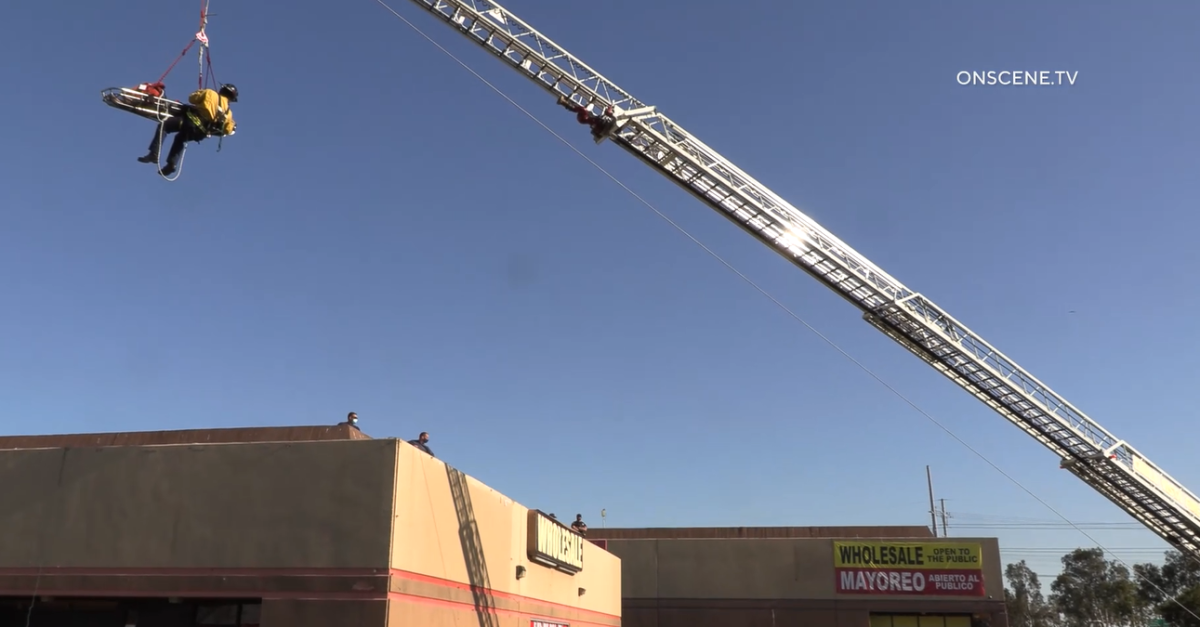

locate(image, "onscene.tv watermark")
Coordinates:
957 70 1078 86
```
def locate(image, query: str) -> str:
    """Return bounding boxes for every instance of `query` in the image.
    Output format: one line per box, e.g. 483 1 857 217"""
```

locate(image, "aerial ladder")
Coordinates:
397 0 1200 560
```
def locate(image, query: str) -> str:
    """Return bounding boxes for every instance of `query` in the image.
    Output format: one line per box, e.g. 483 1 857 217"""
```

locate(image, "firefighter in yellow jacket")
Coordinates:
138 83 238 176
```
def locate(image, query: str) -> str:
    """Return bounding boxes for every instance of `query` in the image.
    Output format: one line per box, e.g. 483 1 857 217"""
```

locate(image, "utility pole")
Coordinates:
939 498 950 536
926 465 938 538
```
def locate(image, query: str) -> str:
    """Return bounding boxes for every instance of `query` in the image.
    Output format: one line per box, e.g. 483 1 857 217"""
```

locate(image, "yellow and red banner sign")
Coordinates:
833 541 985 596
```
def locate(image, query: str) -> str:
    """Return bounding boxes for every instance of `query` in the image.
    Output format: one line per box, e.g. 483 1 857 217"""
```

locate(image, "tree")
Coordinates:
1133 561 1167 626
1161 584 1200 627
1130 550 1200 627
1002 547 1200 627
1160 550 1200 598
1005 560 1059 627
1049 548 1141 627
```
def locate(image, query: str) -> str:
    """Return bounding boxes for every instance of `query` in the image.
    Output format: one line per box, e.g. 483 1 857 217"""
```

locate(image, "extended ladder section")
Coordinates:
403 0 1200 559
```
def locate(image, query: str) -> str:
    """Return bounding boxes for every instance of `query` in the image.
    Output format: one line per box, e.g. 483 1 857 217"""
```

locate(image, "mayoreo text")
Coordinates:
957 70 1078 86
836 568 985 596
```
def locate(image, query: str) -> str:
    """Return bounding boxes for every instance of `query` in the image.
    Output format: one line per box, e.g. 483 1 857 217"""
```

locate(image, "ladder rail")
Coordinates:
400 0 1200 559
447 465 499 627
615 122 1200 554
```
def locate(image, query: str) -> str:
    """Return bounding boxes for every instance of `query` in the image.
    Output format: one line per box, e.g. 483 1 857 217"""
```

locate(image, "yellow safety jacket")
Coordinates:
185 89 236 137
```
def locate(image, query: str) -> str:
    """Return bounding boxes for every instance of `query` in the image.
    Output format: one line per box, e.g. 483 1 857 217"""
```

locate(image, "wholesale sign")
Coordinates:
833 541 985 597
526 510 584 575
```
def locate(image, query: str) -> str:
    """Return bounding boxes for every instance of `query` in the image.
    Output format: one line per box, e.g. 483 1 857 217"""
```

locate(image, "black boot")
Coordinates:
137 153 158 164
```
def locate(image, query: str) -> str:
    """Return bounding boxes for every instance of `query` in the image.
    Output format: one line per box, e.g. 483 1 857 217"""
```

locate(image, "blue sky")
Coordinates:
5 0 1199 587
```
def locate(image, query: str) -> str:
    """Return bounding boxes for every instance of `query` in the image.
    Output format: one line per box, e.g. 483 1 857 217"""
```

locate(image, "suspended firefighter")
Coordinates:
556 95 616 142
137 83 239 176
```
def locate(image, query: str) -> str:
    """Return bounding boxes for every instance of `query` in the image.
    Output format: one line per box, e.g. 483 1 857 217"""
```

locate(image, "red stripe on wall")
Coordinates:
390 569 619 620
0 566 621 622
0 567 383 577
0 587 613 627
388 590 617 627
0 589 382 601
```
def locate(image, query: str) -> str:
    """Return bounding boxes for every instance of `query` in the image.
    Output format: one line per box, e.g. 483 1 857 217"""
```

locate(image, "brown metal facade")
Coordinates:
587 526 936 541
621 598 1006 627
589 529 1008 627
0 423 370 450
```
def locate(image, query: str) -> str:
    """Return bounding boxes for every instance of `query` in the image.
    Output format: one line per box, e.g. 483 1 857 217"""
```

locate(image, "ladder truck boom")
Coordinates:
403 0 1200 558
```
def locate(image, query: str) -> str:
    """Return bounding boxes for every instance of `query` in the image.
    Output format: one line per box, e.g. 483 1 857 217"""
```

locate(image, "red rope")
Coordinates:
205 51 218 89
156 38 197 84
150 0 216 92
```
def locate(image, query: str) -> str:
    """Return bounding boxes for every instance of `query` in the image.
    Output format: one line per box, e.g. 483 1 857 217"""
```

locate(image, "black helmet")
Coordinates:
219 83 238 102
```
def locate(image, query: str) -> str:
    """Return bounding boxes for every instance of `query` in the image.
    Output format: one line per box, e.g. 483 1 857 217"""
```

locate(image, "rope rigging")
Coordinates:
142 0 215 100
100 0 234 182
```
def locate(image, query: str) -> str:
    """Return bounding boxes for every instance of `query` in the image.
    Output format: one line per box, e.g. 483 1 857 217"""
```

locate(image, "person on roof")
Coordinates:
408 432 434 457
137 83 238 176
339 412 361 430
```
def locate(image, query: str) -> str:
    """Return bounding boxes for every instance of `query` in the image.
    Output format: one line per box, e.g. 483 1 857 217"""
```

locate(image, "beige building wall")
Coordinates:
0 438 397 569
390 439 622 626
0 428 622 627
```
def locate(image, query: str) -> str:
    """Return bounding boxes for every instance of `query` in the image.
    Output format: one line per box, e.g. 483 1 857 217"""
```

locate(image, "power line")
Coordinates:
1002 543 1171 552
950 521 1147 526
